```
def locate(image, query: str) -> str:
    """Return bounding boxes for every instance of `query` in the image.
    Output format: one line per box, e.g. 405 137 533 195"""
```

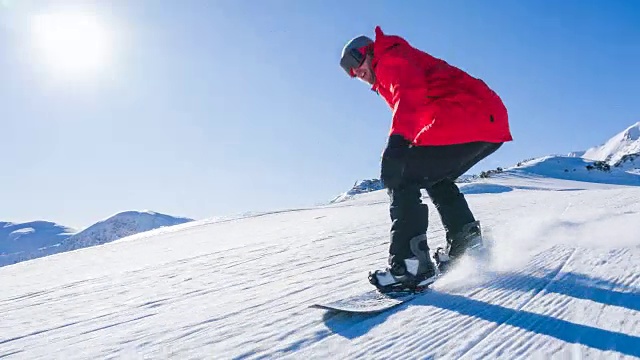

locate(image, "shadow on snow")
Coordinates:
322 271 640 357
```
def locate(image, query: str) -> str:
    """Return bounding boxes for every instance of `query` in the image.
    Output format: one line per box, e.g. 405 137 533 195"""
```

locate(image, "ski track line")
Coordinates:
0 350 23 359
455 246 578 359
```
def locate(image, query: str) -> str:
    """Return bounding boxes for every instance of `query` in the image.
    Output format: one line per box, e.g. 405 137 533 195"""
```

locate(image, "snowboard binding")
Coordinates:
368 270 434 294
433 247 452 273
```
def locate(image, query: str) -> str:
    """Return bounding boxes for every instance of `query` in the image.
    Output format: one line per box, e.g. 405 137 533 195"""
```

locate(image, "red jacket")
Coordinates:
371 26 513 146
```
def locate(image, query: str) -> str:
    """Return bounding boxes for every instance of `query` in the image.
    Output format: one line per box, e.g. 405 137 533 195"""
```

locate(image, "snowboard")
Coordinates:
310 243 491 314
310 275 440 314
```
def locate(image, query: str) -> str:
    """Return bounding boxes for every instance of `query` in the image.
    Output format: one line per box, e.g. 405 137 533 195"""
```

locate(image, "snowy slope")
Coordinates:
583 122 640 164
1 177 639 359
60 210 193 251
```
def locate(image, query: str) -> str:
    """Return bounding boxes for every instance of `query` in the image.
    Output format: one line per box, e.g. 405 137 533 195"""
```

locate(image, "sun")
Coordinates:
30 11 113 78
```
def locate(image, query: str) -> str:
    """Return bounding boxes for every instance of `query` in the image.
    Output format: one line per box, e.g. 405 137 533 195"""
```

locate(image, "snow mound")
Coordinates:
583 122 640 165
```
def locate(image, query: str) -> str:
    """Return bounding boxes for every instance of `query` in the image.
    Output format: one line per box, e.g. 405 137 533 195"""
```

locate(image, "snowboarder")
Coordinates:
339 26 513 293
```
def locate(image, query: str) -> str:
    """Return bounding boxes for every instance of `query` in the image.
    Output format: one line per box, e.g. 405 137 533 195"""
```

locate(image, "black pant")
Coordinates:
388 141 502 259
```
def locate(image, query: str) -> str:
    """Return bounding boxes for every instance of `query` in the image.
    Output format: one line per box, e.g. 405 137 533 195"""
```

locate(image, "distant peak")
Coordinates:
111 210 162 218
582 121 640 164
622 122 640 140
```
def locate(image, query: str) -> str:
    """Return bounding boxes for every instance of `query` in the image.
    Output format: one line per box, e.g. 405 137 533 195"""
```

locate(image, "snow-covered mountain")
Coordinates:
331 179 384 203
504 155 640 185
490 122 640 185
0 221 75 265
60 210 193 251
0 211 193 267
583 121 640 165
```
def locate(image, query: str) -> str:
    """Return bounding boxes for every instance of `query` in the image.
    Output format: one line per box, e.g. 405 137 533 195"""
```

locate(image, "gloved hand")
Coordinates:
380 134 411 189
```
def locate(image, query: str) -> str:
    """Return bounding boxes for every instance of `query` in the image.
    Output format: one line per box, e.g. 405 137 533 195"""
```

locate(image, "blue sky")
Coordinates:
1 0 639 229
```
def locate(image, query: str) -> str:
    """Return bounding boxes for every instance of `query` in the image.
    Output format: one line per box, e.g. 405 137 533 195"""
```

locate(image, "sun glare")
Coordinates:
30 11 113 78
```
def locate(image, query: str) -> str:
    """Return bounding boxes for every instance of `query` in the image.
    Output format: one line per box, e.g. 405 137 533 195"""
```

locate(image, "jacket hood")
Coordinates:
373 26 409 60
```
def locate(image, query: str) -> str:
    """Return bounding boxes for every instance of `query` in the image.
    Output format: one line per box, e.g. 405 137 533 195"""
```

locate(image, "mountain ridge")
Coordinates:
583 121 640 165
1 210 193 267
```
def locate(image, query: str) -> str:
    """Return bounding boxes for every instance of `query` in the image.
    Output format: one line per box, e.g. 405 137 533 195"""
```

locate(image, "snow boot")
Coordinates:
369 234 438 293
434 221 484 273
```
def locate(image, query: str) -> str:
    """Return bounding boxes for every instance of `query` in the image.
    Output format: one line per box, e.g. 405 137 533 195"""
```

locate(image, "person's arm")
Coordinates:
376 55 430 143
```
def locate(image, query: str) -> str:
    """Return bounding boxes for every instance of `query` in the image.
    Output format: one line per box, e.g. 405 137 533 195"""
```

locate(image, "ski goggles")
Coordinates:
340 48 366 77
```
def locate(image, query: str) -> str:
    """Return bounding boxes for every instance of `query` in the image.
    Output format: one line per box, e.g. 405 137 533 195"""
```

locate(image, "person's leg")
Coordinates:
369 180 436 291
388 183 428 261
406 141 503 261
370 141 504 289
426 179 482 260
426 180 474 237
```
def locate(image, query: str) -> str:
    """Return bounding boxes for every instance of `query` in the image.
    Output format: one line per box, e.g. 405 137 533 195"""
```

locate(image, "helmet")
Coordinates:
340 35 373 77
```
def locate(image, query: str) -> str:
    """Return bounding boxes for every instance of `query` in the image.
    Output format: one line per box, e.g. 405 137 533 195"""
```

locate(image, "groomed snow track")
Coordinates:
1 180 639 359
